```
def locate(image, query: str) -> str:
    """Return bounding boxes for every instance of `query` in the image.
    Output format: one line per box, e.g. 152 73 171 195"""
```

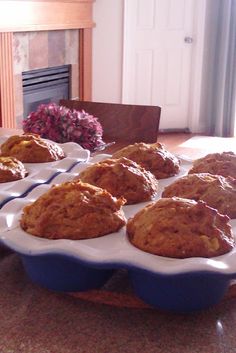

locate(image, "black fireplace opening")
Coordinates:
22 64 71 119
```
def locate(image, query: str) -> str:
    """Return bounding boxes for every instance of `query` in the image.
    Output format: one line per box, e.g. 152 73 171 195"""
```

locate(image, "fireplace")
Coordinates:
0 0 94 128
22 65 71 118
13 30 79 127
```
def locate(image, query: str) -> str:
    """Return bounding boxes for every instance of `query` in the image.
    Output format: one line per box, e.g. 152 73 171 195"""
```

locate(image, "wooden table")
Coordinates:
0 129 236 353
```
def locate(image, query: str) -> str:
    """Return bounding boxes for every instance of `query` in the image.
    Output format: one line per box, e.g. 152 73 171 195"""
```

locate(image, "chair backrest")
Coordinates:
60 99 161 143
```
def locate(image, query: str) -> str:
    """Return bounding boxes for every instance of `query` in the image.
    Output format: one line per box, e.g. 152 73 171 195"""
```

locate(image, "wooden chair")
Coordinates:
60 99 161 144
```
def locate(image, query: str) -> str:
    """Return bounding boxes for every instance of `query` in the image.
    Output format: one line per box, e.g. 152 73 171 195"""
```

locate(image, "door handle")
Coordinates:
184 36 193 44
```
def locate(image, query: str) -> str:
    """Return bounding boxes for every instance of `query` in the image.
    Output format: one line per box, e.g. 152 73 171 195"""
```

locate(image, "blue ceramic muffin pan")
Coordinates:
0 158 235 313
0 139 90 208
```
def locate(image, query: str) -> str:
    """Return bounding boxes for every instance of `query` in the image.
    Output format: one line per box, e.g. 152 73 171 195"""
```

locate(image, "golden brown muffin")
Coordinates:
188 151 236 179
127 197 234 258
78 157 158 205
112 142 180 179
20 180 126 240
162 173 236 219
0 134 65 163
0 156 28 182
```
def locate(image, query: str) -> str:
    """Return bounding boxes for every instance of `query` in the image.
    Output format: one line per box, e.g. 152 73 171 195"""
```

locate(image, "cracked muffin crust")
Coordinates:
127 197 234 258
0 156 28 182
112 142 180 179
162 173 236 219
78 157 159 204
20 180 126 240
188 151 236 179
0 134 65 163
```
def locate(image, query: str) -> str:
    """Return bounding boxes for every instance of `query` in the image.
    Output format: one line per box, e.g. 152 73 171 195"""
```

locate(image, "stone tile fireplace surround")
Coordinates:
0 0 94 128
14 30 79 127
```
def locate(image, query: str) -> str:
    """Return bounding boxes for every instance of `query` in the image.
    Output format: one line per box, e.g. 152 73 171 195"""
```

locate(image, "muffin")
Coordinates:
188 151 236 179
0 156 28 182
127 197 234 258
0 134 65 163
112 142 180 179
20 180 126 240
162 173 236 219
78 157 158 204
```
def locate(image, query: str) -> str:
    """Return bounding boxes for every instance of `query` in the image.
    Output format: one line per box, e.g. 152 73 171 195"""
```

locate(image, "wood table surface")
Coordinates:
0 129 236 353
1 128 235 158
97 132 236 159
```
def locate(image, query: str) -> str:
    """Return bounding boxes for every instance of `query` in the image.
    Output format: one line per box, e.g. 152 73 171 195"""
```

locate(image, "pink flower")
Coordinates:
22 103 105 151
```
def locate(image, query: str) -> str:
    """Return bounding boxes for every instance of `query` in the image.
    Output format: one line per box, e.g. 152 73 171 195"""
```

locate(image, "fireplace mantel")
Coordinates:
0 0 94 127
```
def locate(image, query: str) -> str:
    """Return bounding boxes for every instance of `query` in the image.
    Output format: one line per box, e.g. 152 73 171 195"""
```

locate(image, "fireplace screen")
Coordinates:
22 65 71 118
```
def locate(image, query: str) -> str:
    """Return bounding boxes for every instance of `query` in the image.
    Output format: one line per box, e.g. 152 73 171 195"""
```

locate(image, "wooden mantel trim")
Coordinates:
79 28 92 101
0 1 95 32
0 33 15 128
0 0 94 127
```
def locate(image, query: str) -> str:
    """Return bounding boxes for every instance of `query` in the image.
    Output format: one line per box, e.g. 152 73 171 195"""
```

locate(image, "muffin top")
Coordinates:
20 180 126 240
0 134 65 163
127 197 234 258
78 157 158 204
188 151 236 179
0 156 28 182
162 173 236 219
112 142 180 179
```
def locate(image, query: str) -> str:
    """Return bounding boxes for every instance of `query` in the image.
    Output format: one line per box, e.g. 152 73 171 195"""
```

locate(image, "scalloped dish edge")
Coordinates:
0 160 235 277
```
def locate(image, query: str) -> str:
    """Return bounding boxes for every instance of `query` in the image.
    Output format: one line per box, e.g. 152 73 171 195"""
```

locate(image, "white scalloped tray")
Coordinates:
0 158 235 277
0 137 90 206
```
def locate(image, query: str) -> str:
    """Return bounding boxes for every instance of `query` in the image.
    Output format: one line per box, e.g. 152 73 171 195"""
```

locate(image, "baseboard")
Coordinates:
158 128 191 134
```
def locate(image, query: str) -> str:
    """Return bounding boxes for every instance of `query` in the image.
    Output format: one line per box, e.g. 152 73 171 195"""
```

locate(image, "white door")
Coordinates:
122 0 206 131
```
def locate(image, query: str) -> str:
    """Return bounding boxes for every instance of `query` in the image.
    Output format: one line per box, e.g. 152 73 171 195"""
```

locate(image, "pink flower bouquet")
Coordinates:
22 103 105 151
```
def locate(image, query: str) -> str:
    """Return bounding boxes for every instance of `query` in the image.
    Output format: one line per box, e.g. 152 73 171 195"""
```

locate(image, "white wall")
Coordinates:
92 0 124 103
